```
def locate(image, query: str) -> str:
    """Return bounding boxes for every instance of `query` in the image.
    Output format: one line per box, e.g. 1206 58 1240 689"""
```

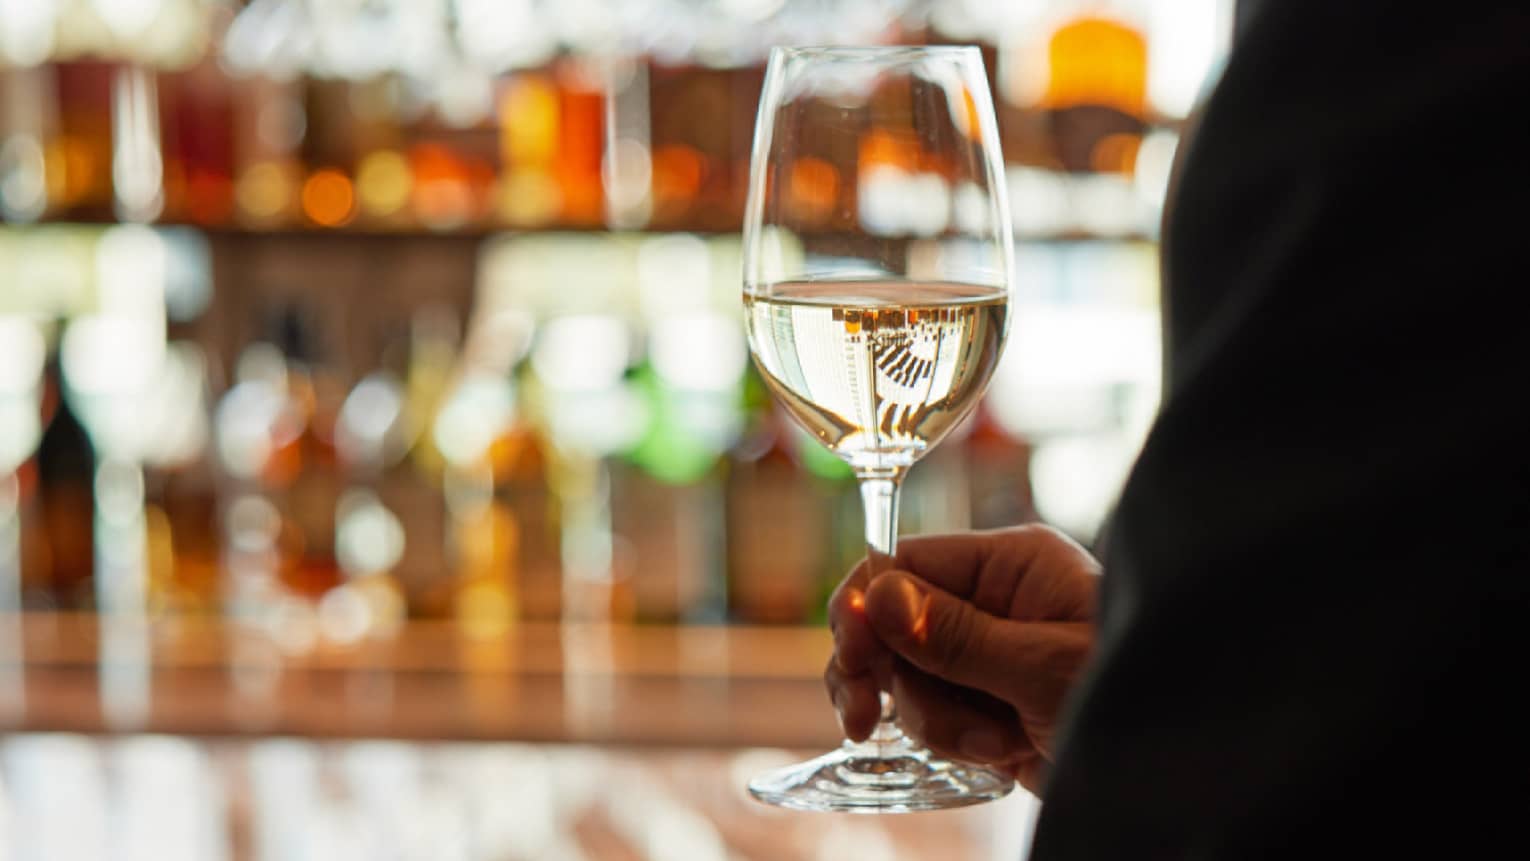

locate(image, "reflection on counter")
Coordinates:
0 734 1039 861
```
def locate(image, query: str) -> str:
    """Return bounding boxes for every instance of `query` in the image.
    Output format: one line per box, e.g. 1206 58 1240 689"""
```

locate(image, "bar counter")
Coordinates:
1 613 840 747
0 613 1039 860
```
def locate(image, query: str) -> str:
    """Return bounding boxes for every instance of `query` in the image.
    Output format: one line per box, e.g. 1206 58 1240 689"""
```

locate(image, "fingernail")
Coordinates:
959 729 1005 762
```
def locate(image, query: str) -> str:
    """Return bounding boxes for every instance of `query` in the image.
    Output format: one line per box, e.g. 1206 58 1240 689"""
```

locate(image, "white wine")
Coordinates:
744 281 1007 474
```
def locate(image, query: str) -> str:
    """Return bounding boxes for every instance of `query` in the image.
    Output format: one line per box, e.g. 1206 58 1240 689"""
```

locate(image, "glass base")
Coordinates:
748 735 1014 813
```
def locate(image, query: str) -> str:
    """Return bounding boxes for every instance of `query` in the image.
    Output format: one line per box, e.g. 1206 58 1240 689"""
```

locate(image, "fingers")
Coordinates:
824 657 882 742
827 556 885 677
864 570 1093 756
889 663 1050 796
889 661 1033 769
893 525 1100 621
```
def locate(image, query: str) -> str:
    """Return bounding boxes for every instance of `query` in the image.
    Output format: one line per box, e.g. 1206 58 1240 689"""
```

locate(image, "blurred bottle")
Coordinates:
126 231 221 616
496 71 563 228
298 79 360 230
231 75 305 228
483 368 561 624
33 349 96 609
52 62 118 221
140 343 222 617
1041 5 1149 175
724 373 835 625
258 306 347 603
554 59 605 227
337 310 452 622
614 359 731 625
432 309 559 631
964 399 1038 531
159 58 236 227
349 77 414 231
0 65 58 223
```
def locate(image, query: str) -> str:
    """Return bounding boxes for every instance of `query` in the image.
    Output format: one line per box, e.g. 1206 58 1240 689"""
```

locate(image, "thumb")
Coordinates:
864 570 1090 733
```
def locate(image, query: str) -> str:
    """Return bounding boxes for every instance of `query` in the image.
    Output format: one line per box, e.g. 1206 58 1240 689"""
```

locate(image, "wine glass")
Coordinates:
741 46 1014 812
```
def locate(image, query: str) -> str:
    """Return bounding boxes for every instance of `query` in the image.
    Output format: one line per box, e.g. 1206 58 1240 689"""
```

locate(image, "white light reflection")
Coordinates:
336 374 408 468
1072 173 1143 238
432 373 516 468
248 739 321 861
338 742 438 859
442 744 560 859
14 228 94 318
96 226 168 319
226 494 282 555
455 0 556 72
858 167 953 237
220 0 317 81
1148 0 1232 118
952 180 992 234
139 343 212 470
0 0 58 66
460 307 534 376
113 735 227 861
604 137 653 226
637 233 711 318
1008 166 1071 237
434 62 494 128
1030 434 1141 542
111 66 165 223
0 136 47 223
0 734 110 860
91 0 164 41
99 609 152 729
160 227 214 323
316 586 372 644
61 316 164 398
1133 129 1180 215
215 382 283 480
650 314 747 392
816 821 897 861
335 490 405 579
560 624 617 739
0 400 41 479
989 241 1162 542
0 317 45 473
531 316 631 393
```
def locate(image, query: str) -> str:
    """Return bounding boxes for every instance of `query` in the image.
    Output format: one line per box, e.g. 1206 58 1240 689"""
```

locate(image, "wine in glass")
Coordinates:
742 46 1015 812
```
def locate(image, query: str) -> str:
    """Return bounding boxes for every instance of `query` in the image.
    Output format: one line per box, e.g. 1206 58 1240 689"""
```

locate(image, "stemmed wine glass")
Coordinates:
742 46 1014 812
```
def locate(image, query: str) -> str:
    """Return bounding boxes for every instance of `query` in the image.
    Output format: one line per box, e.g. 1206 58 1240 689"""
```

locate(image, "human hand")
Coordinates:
825 525 1099 794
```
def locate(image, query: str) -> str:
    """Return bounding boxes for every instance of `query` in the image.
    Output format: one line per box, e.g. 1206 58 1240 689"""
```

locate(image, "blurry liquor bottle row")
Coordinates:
0 225 1160 639
0 1 1215 237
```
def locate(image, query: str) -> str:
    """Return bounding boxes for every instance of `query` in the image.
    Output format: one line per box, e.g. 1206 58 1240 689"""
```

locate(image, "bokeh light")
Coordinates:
300 168 356 228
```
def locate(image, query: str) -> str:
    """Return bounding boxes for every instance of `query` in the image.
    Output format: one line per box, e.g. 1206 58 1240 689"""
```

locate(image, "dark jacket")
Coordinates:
1032 2 1530 857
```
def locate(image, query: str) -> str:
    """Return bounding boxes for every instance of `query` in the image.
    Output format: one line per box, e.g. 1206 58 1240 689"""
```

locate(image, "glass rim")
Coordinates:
769 44 982 60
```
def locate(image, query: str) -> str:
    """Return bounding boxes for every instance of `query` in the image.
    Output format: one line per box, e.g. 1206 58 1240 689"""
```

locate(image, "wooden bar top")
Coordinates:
0 613 842 749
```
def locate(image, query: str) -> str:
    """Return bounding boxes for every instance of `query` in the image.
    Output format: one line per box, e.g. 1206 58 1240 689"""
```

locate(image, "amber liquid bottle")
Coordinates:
52 62 117 222
33 354 95 609
261 307 346 602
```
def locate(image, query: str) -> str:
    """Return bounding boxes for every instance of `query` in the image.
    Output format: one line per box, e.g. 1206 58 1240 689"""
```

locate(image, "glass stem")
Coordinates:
857 471 906 750
858 474 902 559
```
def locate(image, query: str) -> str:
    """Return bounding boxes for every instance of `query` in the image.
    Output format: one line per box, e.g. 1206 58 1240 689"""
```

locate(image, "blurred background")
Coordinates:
0 1 1229 858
